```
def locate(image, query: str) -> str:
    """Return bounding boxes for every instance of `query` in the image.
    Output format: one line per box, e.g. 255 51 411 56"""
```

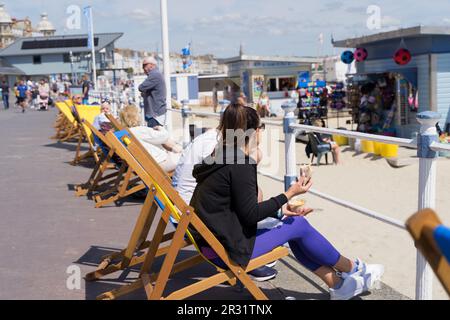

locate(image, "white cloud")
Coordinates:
381 15 402 28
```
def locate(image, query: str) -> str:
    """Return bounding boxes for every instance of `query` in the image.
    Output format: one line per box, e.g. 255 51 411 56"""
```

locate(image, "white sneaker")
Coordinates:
357 259 384 290
329 273 365 300
265 261 277 268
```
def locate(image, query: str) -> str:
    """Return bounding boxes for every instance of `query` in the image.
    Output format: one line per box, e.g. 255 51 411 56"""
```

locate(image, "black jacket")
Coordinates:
189 148 288 267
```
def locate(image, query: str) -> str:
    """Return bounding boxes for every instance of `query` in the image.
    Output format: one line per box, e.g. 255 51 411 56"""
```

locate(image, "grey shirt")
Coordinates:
139 68 167 118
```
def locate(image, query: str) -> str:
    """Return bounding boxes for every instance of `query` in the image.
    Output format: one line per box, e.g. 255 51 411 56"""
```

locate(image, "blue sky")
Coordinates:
5 0 450 57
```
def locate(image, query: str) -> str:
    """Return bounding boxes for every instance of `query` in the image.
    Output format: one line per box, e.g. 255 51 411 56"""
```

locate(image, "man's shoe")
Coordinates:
249 266 277 282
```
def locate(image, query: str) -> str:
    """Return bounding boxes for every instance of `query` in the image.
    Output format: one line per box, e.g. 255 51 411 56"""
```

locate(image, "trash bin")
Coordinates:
373 141 383 156
361 140 375 153
333 135 349 146
381 143 399 158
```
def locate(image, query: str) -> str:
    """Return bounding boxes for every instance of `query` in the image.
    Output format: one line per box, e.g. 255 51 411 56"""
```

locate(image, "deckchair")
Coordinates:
88 129 146 208
94 131 289 300
74 119 121 197
84 131 186 282
52 101 80 142
406 209 450 296
71 105 101 165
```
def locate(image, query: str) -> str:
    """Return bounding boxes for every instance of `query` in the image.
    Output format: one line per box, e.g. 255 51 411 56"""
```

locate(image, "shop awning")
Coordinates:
347 68 418 88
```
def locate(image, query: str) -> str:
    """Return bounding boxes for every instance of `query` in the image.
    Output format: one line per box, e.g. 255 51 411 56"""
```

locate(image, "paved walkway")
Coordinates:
0 108 408 300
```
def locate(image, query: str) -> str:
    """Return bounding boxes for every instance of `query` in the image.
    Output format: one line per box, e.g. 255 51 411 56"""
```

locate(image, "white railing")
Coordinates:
170 100 447 300
89 89 137 117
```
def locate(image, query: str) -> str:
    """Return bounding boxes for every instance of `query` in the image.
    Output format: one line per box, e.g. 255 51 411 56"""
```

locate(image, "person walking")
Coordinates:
82 75 91 105
1 81 10 110
212 82 219 113
17 80 28 113
139 56 167 128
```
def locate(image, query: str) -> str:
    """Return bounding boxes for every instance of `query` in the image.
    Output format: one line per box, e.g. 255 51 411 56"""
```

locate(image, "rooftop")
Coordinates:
0 32 123 57
333 26 450 48
220 54 322 64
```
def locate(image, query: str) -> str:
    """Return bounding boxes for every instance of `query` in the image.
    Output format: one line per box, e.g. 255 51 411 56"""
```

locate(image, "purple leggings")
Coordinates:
205 216 341 272
252 216 341 272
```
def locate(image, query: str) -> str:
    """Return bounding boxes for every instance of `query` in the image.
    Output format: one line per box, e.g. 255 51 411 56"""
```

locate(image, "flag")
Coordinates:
83 6 93 49
181 42 191 56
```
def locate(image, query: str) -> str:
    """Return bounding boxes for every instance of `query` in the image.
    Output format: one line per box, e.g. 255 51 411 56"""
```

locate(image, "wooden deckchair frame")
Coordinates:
406 209 450 296
75 119 120 197
85 129 190 281
71 105 101 166
85 124 146 208
94 131 289 300
52 101 80 142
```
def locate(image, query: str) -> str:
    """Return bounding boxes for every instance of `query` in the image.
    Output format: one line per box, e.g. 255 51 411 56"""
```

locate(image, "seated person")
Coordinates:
70 94 83 118
172 125 278 281
93 99 112 131
190 104 384 300
119 105 182 172
313 120 341 165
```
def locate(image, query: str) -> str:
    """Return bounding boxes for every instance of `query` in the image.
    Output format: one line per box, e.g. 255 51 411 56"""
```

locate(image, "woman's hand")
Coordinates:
284 176 313 200
282 204 314 217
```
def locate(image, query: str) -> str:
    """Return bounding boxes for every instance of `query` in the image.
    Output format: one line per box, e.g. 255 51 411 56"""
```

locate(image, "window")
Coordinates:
22 38 99 50
63 53 81 63
32 55 42 64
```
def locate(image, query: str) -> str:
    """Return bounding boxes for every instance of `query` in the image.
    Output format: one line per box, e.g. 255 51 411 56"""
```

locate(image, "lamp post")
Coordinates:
160 0 172 131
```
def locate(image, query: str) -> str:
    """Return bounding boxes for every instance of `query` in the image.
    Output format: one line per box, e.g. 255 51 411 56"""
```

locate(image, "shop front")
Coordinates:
333 26 450 139
220 54 321 104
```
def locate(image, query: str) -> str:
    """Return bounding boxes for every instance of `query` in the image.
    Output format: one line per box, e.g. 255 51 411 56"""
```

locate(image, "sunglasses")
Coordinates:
258 123 266 130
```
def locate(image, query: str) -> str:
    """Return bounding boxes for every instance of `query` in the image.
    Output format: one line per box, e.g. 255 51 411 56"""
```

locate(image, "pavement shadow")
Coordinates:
44 142 88 153
79 247 336 300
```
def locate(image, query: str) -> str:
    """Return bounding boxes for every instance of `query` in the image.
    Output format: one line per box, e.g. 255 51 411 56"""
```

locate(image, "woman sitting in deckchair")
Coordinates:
119 105 182 172
190 103 384 300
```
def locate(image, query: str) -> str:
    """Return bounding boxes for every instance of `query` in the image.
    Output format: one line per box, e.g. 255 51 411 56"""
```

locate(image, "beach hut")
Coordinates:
333 26 450 139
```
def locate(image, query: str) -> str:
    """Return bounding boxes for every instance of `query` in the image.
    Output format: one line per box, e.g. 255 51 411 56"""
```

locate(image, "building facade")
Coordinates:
220 54 321 103
334 26 450 138
0 33 123 85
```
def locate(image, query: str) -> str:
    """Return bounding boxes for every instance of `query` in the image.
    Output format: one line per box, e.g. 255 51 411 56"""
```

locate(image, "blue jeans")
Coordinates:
2 94 9 109
82 98 89 105
146 118 162 128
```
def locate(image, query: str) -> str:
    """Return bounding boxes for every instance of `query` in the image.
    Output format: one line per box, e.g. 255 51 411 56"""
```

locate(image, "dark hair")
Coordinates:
218 104 261 147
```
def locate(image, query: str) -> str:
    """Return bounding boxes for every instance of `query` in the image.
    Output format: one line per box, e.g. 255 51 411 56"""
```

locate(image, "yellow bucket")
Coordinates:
333 135 349 146
373 142 383 156
381 143 399 158
361 140 375 153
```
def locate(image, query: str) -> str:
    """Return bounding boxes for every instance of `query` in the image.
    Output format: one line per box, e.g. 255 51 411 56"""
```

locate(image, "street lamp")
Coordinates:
160 0 173 131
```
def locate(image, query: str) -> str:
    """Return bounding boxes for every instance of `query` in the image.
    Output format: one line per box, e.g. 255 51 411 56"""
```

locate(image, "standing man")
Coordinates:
1 80 9 110
212 82 219 113
82 75 90 105
17 80 28 113
139 57 167 128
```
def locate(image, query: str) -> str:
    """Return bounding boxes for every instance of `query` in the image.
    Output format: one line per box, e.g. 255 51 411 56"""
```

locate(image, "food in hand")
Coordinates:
300 164 312 179
288 197 306 212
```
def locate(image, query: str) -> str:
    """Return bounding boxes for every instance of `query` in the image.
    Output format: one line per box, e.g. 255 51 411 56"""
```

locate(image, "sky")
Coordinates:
5 0 450 58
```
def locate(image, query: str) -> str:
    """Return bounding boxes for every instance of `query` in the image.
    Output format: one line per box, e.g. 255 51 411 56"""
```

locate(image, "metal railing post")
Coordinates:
181 99 191 148
415 111 441 300
282 102 298 191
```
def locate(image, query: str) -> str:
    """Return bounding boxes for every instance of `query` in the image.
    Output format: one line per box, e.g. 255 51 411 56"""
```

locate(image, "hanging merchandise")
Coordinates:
341 50 354 64
394 48 412 65
330 82 346 110
394 39 412 66
354 48 368 62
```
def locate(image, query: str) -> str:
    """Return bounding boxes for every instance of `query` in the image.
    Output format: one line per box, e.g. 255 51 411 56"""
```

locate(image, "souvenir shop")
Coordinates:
333 26 450 139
